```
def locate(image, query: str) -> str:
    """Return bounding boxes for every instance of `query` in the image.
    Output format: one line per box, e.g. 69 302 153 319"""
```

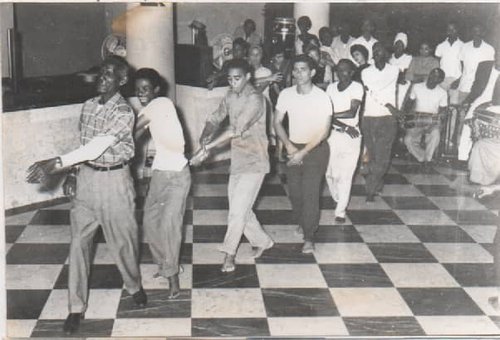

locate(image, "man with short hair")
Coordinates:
26 56 147 335
234 18 262 46
191 58 274 272
332 21 355 64
350 18 378 61
274 54 333 254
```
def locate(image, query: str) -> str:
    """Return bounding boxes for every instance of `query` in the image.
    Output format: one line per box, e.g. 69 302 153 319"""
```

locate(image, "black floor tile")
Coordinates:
347 210 404 225
259 184 287 196
29 209 70 225
193 225 228 243
54 264 124 289
319 264 393 287
31 319 114 338
255 243 316 264
350 184 367 196
6 243 69 264
315 225 364 243
409 225 476 243
192 264 260 288
383 173 410 184
320 196 337 209
383 196 439 210
5 225 27 243
116 289 190 318
7 290 51 319
478 193 500 210
262 288 339 317
393 164 439 174
398 287 483 315
415 185 462 197
255 210 293 225
443 263 497 287
343 317 425 336
192 173 229 184
192 318 270 337
368 243 438 263
194 197 228 210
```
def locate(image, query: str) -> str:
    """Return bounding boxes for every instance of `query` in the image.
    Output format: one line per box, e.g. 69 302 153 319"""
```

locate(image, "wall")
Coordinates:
1 3 14 78
176 3 265 44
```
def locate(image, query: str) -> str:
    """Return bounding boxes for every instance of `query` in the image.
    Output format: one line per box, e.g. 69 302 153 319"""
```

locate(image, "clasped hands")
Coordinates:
190 145 210 167
285 144 306 167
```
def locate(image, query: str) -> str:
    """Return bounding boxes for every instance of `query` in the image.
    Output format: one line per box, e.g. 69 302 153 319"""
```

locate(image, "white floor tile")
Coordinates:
5 211 37 225
268 317 348 336
465 287 500 316
460 225 498 243
356 225 421 243
394 210 456 225
330 287 413 317
16 225 71 243
425 243 493 263
255 196 291 210
381 263 459 287
428 196 488 211
381 185 424 197
191 288 266 318
263 225 304 243
314 243 377 264
140 264 192 290
256 264 327 288
112 318 191 337
416 316 500 335
190 184 227 197
6 320 38 338
192 210 227 225
192 243 255 264
6 264 63 289
348 196 392 210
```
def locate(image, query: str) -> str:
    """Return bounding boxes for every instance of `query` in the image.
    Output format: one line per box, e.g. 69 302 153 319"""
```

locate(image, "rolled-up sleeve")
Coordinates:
207 97 229 127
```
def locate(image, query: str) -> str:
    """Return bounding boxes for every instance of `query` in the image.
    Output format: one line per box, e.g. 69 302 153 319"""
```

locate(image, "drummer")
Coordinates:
403 68 448 166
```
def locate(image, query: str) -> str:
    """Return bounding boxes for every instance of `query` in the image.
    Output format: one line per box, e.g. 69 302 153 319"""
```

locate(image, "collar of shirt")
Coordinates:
94 92 123 111
229 83 256 98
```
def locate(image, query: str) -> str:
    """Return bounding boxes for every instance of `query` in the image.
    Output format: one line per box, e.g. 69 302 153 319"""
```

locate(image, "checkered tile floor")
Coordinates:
5 159 500 338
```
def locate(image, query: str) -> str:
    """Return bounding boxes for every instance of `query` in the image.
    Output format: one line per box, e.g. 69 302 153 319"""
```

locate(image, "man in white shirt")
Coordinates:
274 54 332 254
403 68 448 164
332 21 355 64
456 23 495 103
233 18 262 46
350 18 378 61
361 42 400 201
435 21 464 103
134 68 191 300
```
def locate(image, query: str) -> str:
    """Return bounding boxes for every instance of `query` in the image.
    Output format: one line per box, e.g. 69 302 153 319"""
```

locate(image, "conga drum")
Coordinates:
272 17 296 58
471 104 500 140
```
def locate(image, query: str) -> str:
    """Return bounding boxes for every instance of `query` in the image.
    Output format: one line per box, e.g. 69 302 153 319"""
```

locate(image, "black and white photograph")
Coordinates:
1 1 500 338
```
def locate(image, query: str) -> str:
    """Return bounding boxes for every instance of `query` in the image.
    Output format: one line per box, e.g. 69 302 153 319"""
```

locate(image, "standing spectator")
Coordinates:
234 18 262 46
274 55 333 253
435 21 464 104
390 32 412 109
325 59 364 223
332 21 355 64
350 18 378 61
318 27 336 68
306 44 333 90
350 44 370 83
191 59 274 272
361 42 400 201
134 68 191 299
405 41 440 84
26 57 147 334
295 16 320 55
456 23 495 104
403 68 448 165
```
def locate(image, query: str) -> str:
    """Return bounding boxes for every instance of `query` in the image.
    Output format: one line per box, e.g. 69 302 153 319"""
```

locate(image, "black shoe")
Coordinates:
63 312 83 335
335 216 346 223
132 287 147 307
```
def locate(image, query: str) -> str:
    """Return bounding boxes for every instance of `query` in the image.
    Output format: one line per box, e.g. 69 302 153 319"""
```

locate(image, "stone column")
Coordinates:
126 3 176 101
293 3 330 36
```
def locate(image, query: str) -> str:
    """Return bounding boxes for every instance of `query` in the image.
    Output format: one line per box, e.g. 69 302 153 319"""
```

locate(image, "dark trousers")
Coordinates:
362 115 397 196
286 141 329 242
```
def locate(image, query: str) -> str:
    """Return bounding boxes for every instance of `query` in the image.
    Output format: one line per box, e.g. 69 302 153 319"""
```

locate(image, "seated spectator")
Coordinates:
403 68 448 165
405 41 440 84
306 44 333 90
295 16 320 54
207 38 249 90
234 18 262 46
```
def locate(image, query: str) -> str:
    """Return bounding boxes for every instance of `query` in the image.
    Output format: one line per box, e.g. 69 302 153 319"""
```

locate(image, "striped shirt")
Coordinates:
79 92 135 166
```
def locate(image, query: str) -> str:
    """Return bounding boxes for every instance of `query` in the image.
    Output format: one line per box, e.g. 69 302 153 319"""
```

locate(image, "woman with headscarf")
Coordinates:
390 32 413 109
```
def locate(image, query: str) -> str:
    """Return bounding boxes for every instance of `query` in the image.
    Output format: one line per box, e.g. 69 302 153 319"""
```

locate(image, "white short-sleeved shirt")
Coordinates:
410 83 448 114
459 40 495 93
350 36 378 61
435 38 464 79
254 66 273 101
389 53 412 72
326 81 364 126
361 63 400 117
331 36 355 64
276 85 333 144
139 97 187 171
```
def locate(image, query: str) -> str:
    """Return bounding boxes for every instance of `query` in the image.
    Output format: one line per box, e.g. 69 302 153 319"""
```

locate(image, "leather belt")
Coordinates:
85 161 128 171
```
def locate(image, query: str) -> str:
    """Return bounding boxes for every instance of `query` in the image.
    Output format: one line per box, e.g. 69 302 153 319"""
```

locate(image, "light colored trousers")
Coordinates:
69 165 141 313
326 130 362 218
219 173 273 256
404 125 440 162
143 167 191 278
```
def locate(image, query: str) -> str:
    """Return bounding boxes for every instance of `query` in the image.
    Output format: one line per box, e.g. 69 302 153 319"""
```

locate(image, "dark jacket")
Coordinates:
465 60 500 105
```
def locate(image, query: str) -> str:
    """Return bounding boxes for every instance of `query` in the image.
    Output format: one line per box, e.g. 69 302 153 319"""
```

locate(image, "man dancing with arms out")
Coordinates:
274 54 333 253
26 56 146 335
191 58 274 272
